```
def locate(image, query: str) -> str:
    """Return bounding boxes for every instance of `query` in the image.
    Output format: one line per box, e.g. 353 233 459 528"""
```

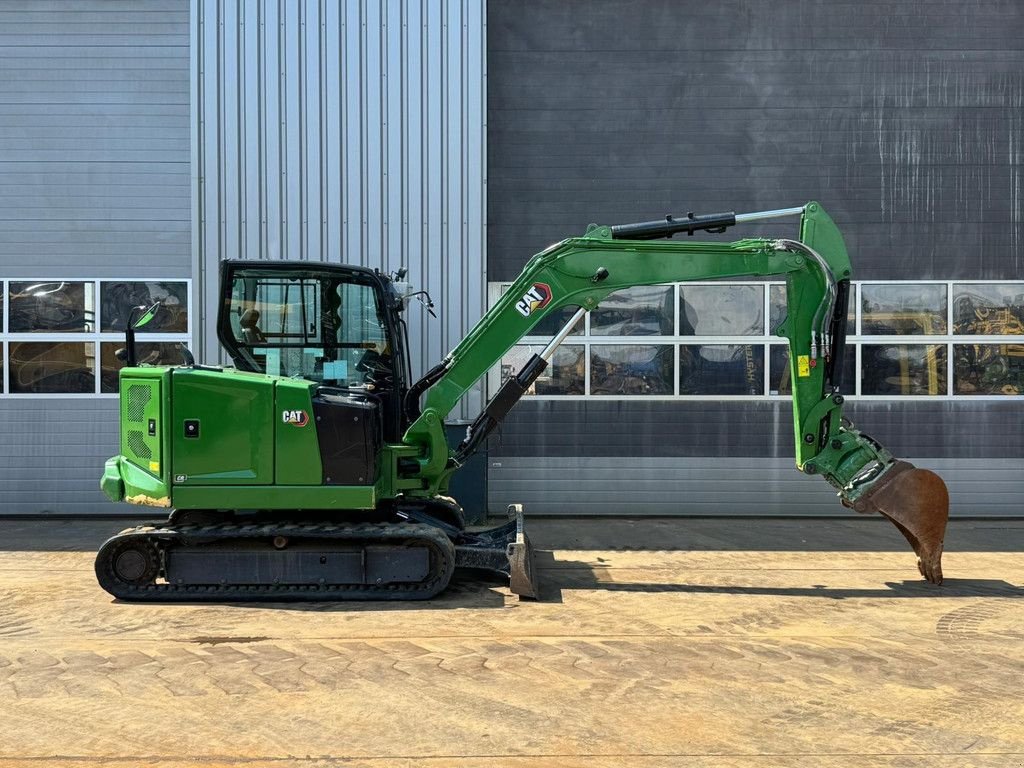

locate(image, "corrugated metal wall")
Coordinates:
192 0 487 413
0 1 191 514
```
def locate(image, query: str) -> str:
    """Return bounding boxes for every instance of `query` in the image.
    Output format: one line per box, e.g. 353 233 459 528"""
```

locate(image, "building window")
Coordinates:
591 344 674 395
860 344 948 396
953 343 1024 395
680 284 763 336
953 284 1024 335
592 286 674 336
2 279 191 396
680 344 764 395
492 280 1024 400
100 281 189 333
9 281 95 333
862 284 948 335
9 341 95 394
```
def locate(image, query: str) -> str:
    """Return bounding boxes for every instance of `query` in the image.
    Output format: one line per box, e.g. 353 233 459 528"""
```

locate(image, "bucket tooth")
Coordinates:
849 460 949 584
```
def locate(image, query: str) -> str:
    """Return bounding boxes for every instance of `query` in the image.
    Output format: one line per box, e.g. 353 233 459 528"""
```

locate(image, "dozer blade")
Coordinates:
452 503 539 599
849 460 949 584
506 504 538 599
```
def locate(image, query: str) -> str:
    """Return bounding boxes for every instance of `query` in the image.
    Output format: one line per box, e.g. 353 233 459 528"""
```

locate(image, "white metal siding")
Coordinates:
0 1 190 514
192 0 487 414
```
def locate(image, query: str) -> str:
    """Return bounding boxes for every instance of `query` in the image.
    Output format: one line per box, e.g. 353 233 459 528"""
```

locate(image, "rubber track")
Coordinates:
95 521 455 602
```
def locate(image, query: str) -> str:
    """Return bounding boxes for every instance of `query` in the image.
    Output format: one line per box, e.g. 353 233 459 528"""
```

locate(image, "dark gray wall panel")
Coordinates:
485 0 1024 516
488 457 1021 517
489 400 1024 460
487 0 1024 281
0 2 190 279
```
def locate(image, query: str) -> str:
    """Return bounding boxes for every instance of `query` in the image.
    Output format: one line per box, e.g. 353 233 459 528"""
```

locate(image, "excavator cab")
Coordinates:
217 261 412 443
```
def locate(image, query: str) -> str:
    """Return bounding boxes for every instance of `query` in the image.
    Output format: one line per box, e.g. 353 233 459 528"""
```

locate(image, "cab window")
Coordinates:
226 271 391 388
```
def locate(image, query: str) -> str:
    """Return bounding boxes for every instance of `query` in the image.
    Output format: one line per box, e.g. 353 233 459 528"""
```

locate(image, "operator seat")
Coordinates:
239 309 267 345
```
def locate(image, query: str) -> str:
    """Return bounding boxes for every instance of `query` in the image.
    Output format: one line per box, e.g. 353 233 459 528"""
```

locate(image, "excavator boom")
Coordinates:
400 202 949 584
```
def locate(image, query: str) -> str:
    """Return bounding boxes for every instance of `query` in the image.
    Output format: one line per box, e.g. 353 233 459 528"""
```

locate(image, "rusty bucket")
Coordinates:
849 460 949 584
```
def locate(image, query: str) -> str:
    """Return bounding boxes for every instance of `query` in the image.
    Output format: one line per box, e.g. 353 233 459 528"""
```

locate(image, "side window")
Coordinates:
226 271 390 388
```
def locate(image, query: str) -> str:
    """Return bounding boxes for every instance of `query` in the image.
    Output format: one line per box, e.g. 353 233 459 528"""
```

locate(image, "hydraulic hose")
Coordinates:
772 239 837 363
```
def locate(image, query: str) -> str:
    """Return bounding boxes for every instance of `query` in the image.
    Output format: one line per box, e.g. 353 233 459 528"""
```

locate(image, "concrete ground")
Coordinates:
0 517 1021 768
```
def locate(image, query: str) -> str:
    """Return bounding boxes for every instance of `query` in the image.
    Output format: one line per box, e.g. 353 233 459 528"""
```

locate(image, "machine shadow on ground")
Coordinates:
526 516 1024 553
529 550 1024 604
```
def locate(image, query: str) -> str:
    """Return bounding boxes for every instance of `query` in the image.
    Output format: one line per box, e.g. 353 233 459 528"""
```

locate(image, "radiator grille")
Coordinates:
127 384 152 422
126 430 152 460
122 380 158 470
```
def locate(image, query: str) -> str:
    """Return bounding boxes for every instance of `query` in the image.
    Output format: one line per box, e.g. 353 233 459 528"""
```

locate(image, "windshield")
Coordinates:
225 270 391 388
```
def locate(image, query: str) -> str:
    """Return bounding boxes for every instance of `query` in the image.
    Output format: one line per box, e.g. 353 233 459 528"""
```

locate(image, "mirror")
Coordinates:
131 301 162 330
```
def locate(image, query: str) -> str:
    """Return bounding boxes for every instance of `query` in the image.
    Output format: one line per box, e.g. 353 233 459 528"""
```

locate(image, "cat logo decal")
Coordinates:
515 283 552 317
282 409 310 427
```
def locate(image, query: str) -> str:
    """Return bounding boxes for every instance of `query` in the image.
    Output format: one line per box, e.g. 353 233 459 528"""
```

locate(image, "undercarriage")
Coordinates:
95 505 537 601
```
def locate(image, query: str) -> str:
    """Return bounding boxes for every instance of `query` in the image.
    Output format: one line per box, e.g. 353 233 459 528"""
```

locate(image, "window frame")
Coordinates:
490 279 1024 402
1 278 193 398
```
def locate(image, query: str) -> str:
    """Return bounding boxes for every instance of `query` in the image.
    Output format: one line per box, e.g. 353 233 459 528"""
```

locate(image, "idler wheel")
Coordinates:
109 540 160 585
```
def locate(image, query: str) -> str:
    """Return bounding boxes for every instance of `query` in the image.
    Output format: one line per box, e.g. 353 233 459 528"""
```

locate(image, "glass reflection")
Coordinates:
679 344 764 395
953 284 1024 335
500 345 584 395
770 283 855 335
591 286 673 336
953 343 1024 395
862 284 946 335
9 281 94 332
8 342 95 393
680 285 763 336
590 345 672 395
101 342 186 393
100 281 188 333
861 344 946 395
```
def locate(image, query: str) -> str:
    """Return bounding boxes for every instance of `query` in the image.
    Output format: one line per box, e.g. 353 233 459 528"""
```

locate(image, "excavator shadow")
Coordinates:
530 551 1024 604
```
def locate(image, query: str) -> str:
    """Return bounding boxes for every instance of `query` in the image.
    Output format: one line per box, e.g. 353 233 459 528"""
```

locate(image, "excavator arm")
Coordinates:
401 202 949 584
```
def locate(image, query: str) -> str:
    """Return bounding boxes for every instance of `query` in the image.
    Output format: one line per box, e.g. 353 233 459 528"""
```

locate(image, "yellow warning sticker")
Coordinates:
797 355 811 377
149 461 160 473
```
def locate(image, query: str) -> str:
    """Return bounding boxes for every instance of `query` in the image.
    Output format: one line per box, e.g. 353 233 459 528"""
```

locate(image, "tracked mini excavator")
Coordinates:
96 202 950 601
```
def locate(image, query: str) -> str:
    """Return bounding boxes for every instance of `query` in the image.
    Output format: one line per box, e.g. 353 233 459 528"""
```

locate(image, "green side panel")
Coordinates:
119 372 164 476
171 368 275 485
274 379 322 484
172 483 375 510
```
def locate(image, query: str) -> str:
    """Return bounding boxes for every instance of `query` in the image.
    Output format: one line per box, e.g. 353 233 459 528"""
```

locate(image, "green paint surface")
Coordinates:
171 369 275 485
172 483 375 510
274 379 322 485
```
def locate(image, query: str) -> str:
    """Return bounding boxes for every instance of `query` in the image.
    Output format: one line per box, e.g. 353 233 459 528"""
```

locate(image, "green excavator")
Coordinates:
96 202 949 601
